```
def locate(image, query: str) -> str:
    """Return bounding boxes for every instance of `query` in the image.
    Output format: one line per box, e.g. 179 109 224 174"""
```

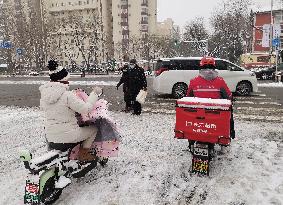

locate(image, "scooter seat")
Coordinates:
30 150 60 168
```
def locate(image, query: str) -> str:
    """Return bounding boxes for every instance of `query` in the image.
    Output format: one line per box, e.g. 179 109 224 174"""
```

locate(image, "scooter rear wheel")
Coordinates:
40 177 62 204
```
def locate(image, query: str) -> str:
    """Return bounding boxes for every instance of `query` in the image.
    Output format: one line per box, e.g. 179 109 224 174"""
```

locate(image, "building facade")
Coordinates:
253 10 283 53
156 18 176 37
111 0 157 61
43 0 157 66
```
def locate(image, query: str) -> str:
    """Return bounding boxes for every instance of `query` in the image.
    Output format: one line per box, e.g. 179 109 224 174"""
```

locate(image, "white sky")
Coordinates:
157 0 275 28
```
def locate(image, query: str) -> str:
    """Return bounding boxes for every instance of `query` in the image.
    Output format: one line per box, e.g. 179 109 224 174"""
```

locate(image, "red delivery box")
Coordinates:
175 97 231 145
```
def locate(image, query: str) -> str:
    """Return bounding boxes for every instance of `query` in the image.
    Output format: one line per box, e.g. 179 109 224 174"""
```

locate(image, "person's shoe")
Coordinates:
78 148 96 162
132 112 141 115
122 107 131 113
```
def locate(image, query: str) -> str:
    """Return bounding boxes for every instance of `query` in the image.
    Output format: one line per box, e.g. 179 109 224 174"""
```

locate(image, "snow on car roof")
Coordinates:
158 57 222 61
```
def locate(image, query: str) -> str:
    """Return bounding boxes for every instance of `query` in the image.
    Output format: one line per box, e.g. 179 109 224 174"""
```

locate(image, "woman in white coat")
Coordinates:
39 60 102 161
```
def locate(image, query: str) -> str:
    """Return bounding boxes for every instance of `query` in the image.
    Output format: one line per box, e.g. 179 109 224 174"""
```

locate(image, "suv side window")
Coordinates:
156 60 175 70
172 60 184 70
215 60 227 70
226 62 243 71
174 60 201 70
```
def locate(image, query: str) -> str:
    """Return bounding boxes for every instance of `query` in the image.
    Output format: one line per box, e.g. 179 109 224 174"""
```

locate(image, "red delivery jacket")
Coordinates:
186 75 232 99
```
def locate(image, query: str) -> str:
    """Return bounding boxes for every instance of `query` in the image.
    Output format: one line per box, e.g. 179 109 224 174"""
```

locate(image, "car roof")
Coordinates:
157 57 223 61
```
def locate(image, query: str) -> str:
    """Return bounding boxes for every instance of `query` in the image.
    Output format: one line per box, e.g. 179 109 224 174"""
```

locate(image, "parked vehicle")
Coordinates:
252 64 283 80
153 57 258 98
253 67 275 80
29 71 39 76
274 71 283 82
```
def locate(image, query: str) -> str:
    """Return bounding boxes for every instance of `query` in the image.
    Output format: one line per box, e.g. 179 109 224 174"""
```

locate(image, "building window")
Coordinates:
87 0 89 4
78 1 81 5
255 40 262 46
61 2 64 6
51 3 54 7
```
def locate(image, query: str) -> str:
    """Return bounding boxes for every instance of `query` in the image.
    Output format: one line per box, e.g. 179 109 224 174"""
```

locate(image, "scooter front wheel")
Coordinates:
40 177 62 204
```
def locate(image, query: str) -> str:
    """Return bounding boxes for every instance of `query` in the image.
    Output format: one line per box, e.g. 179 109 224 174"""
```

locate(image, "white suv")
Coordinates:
153 57 258 98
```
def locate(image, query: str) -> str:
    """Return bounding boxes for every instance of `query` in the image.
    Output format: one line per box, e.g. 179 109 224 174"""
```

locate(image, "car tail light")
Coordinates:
155 67 168 76
174 130 184 138
218 136 230 145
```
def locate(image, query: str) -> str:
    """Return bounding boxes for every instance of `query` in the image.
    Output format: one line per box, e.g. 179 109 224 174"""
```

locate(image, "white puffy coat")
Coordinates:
39 82 98 143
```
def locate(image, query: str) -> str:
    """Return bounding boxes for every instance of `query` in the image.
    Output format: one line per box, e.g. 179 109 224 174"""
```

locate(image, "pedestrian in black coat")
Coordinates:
127 59 147 115
117 64 132 112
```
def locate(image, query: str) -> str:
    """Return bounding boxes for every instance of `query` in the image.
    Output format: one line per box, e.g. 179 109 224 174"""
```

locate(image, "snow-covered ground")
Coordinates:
0 80 118 86
258 82 283 88
0 106 282 205
0 80 283 88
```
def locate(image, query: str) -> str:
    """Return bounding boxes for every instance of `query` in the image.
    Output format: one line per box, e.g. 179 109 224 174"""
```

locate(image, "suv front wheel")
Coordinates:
172 83 187 99
236 81 252 96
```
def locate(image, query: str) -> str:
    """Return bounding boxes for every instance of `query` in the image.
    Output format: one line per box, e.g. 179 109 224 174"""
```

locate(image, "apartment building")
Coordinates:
253 9 283 53
112 0 157 60
42 0 113 66
44 0 157 64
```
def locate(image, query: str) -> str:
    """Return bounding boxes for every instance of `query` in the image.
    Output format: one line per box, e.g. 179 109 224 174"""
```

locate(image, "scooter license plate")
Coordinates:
24 174 40 205
192 157 209 176
194 147 208 157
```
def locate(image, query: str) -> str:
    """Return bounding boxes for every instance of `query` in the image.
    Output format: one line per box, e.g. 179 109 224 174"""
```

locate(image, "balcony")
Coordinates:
140 21 148 25
121 5 128 9
141 28 148 32
121 22 128 26
141 3 148 6
122 30 129 35
122 39 129 45
121 13 128 18
141 11 148 16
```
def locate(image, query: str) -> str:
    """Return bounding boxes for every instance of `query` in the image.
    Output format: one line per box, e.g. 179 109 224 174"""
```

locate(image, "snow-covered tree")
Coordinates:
182 17 209 57
0 0 16 71
46 9 106 73
209 0 252 63
0 0 46 72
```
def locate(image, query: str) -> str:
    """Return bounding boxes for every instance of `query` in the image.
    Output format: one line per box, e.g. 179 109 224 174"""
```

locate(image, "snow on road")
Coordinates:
258 82 283 88
0 106 282 205
0 80 283 88
0 80 118 86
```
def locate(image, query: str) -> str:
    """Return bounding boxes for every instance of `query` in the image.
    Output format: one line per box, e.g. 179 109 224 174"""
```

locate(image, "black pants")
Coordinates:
128 91 142 115
48 142 82 152
133 100 142 115
124 92 132 109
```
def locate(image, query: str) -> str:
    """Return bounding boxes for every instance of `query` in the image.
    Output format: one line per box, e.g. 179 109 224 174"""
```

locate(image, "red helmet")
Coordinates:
200 56 216 67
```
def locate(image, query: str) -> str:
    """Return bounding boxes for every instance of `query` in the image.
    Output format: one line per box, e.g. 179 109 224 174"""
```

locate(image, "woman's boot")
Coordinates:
78 148 96 162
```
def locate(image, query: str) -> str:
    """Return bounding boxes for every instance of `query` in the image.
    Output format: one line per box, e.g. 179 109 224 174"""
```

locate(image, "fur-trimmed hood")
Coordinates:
39 82 69 104
199 69 219 81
